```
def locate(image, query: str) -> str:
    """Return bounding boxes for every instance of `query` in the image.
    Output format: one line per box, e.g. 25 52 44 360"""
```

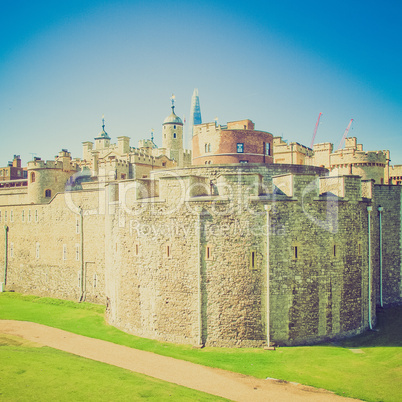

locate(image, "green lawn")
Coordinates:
0 334 227 401
1 292 401 402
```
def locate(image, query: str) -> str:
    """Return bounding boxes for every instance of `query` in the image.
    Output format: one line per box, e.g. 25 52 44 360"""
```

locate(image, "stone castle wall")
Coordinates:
104 165 384 346
372 185 402 305
0 187 29 205
0 190 106 304
1 163 401 348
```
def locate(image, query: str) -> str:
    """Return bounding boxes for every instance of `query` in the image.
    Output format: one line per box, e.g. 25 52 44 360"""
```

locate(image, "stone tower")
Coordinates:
95 116 111 150
162 96 184 166
27 150 78 204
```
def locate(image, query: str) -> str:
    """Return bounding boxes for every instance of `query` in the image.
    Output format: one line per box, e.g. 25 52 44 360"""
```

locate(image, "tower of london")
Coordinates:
0 100 401 347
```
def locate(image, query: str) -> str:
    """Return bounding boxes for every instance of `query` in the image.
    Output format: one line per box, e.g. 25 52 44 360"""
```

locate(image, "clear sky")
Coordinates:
1 0 401 166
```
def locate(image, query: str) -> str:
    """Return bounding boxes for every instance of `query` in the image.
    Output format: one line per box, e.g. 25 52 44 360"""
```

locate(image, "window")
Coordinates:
291 243 300 260
265 142 271 156
205 143 208 153
174 125 176 129
250 250 257 269
240 160 249 164
121 174 126 180
165 243 172 259
28 210 31 222
10 242 13 258
237 143 244 153
36 243 40 259
76 244 80 261
135 243 140 256
173 133 177 138
93 274 97 288
63 244 67 260
45 189 51 197
35 210 38 222
4 211 7 222
205 245 213 260
22 210 25 222
358 242 362 256
31 172 35 183
10 210 13 222
333 244 337 258
208 144 211 152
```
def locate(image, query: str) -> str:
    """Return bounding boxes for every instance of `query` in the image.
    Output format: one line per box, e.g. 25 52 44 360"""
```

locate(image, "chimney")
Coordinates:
13 155 22 168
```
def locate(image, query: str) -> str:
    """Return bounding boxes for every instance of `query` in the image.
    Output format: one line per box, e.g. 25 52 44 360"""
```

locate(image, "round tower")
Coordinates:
27 150 78 204
162 96 183 164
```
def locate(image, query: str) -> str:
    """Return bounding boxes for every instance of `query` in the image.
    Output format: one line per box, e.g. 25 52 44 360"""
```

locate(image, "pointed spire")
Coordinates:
95 114 111 140
189 88 202 137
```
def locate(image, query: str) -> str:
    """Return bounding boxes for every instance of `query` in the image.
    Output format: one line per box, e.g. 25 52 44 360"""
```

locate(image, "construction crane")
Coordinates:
336 119 354 151
310 112 322 149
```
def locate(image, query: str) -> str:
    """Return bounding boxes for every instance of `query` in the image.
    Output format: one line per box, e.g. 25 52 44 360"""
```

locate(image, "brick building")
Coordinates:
192 119 273 165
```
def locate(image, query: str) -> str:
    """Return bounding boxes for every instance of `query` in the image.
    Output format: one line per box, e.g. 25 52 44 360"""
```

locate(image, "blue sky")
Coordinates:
1 0 401 165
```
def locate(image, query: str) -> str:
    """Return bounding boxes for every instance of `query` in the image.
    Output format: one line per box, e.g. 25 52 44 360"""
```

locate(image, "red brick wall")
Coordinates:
193 129 273 165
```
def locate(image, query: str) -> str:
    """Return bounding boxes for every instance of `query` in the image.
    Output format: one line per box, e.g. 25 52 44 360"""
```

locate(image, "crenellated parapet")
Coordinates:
389 164 402 185
26 151 78 204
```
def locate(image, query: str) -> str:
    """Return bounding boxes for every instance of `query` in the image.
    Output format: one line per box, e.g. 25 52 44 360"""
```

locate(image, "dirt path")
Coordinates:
0 320 359 402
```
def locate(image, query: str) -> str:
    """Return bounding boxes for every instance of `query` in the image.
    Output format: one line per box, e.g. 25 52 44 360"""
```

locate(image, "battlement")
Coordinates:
138 140 153 149
273 173 319 199
274 140 312 155
319 175 362 200
193 122 220 136
330 149 387 166
313 142 333 152
27 159 77 170
98 158 130 167
227 119 255 130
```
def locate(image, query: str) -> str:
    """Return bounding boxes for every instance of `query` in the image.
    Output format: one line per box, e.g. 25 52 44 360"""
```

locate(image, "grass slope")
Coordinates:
1 292 401 402
0 334 227 401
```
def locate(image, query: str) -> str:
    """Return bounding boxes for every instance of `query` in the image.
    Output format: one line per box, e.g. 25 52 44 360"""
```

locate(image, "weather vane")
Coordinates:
170 94 175 108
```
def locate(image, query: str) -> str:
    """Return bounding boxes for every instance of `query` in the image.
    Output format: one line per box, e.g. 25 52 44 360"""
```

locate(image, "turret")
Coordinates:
95 116 111 150
27 151 78 204
117 136 130 154
162 96 183 165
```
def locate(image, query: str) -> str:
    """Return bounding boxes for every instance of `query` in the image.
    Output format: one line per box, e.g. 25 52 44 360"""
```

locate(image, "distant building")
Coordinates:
80 104 192 182
389 165 402 185
189 88 202 139
273 137 313 165
0 155 25 181
306 137 390 184
0 155 27 189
